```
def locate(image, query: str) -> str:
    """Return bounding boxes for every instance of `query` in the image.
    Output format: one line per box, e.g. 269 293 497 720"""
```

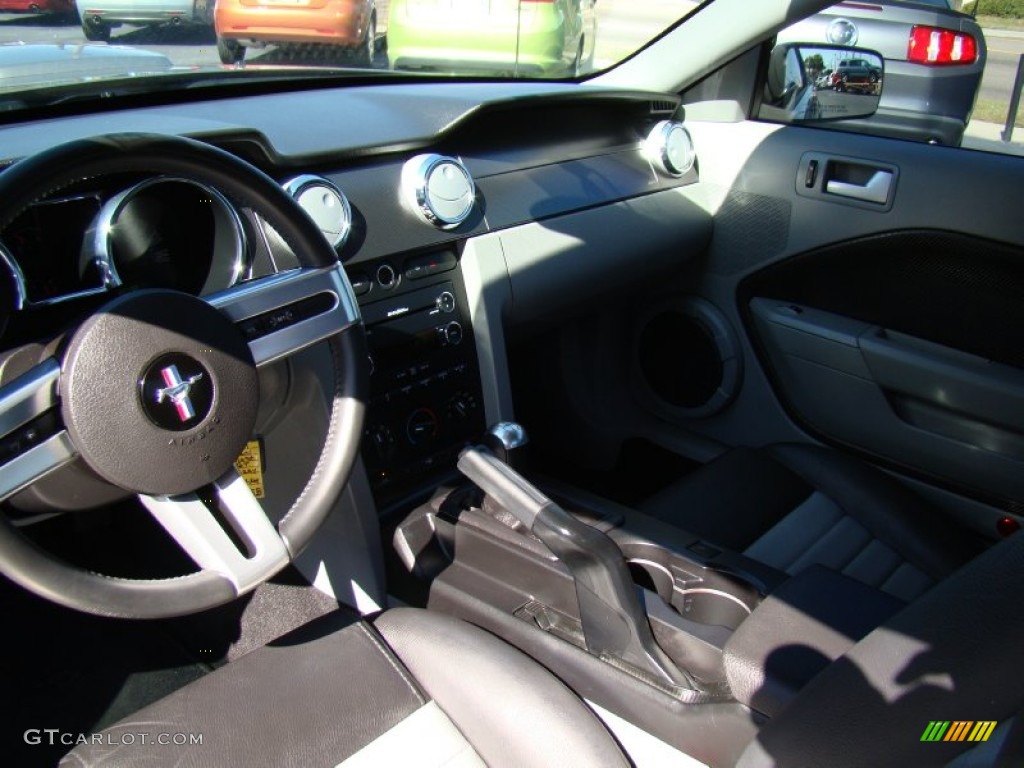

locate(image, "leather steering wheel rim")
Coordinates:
0 133 368 619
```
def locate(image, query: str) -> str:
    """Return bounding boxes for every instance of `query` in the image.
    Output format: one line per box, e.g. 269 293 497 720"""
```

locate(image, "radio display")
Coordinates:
369 323 441 375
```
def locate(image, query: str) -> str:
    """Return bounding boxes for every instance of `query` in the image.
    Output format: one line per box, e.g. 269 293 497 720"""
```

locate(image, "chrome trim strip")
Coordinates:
207 265 361 367
0 359 60 439
0 241 27 311
141 468 289 593
0 431 77 503
29 286 111 308
83 176 249 294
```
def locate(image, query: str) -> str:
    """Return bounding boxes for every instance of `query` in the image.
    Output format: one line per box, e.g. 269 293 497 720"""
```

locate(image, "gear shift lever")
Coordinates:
483 421 528 469
458 424 694 690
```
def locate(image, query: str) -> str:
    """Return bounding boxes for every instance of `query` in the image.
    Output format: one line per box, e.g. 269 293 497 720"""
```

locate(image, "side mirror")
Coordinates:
759 43 883 125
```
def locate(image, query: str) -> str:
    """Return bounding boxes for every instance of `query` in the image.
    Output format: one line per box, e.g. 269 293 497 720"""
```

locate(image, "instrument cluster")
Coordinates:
0 177 250 311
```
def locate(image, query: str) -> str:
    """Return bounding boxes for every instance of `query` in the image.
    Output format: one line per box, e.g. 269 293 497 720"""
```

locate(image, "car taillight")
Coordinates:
907 25 977 66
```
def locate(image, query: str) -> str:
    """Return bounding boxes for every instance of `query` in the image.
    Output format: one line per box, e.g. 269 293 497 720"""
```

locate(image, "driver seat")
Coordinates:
60 607 629 768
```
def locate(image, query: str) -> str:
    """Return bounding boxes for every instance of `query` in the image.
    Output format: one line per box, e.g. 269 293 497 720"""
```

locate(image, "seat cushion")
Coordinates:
61 607 628 768
639 444 982 601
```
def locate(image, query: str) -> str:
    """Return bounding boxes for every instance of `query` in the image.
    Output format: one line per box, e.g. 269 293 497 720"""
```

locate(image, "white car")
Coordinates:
76 0 213 42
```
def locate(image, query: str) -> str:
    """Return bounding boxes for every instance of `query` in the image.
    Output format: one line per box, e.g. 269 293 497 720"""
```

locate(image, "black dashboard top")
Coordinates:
0 82 680 167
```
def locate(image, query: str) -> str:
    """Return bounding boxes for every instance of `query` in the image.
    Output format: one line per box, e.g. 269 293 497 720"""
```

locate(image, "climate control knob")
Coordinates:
406 408 439 445
443 321 464 346
368 424 397 460
447 390 479 422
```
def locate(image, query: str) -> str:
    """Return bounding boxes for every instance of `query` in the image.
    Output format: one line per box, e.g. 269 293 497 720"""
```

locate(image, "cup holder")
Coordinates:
673 588 751 630
628 559 674 602
626 545 757 631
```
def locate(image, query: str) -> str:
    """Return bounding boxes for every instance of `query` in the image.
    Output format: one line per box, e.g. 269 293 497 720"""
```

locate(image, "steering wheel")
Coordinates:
0 134 367 619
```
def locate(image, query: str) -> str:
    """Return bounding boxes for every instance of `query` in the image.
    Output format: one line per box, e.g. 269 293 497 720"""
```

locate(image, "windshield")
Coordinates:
0 0 709 109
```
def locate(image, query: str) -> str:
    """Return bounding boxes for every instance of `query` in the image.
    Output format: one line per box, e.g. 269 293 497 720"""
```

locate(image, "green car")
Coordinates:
387 0 598 77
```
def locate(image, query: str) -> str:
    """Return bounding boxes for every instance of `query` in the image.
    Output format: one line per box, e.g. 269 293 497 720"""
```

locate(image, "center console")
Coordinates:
348 248 486 508
389 430 909 764
392 472 766 762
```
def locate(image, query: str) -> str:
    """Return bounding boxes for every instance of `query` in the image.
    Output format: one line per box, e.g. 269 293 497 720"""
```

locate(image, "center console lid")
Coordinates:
723 565 905 718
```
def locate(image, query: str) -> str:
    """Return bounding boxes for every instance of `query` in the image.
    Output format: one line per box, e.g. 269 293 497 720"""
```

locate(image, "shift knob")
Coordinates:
483 421 528 467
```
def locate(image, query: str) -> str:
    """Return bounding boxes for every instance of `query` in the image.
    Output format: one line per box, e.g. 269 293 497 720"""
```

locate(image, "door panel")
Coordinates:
749 298 1024 504
643 119 1024 514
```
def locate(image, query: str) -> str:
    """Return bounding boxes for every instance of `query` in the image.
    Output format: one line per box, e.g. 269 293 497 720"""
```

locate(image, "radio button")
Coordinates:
368 425 398 460
349 271 372 296
376 264 399 290
404 250 457 281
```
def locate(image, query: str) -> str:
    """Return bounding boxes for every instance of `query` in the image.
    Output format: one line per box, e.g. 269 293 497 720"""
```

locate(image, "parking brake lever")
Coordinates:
457 444 694 689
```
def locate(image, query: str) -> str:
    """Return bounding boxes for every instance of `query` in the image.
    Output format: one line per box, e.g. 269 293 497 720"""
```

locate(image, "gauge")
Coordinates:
4 195 104 305
644 120 695 177
82 178 247 296
401 154 475 229
283 175 353 249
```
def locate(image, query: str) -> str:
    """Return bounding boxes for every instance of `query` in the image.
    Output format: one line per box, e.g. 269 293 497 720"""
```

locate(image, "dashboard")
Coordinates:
0 81 713 511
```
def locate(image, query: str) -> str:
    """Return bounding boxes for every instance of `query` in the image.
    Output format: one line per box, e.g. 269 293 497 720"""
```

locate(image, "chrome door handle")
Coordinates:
825 170 893 204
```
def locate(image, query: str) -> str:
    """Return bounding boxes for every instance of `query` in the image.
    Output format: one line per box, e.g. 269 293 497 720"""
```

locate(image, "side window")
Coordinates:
757 0 1020 157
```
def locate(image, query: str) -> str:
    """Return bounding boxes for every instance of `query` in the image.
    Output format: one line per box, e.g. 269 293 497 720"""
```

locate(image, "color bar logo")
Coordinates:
920 721 997 743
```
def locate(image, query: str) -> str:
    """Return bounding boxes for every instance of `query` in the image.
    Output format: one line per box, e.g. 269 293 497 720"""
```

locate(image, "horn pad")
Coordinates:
61 290 259 496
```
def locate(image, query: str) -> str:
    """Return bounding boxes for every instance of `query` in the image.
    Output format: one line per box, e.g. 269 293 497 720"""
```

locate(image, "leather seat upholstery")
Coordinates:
61 608 629 768
639 444 982 601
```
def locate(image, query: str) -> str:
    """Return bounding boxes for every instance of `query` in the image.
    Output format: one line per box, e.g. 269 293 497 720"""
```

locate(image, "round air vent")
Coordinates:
644 120 695 177
284 175 353 249
401 154 475 229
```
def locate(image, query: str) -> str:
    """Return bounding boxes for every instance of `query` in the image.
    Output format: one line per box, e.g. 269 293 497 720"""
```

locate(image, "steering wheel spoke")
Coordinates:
208 265 360 367
0 358 77 502
141 468 290 594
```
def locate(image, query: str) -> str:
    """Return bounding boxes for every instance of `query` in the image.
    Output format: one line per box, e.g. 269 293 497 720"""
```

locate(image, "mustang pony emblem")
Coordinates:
155 365 205 423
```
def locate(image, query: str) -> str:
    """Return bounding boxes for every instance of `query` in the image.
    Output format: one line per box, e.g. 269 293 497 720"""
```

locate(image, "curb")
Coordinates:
963 119 1024 154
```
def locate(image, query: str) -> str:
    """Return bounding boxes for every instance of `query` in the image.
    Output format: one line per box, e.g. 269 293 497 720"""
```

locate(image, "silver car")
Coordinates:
75 0 214 42
778 0 986 145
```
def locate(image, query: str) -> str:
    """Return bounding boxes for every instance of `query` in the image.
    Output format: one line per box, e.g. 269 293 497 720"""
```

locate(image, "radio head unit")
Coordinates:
350 254 484 508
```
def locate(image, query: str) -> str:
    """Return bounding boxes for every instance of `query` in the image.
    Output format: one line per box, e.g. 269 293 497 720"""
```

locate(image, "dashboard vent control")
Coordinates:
283 175 353 249
401 154 475 229
643 120 695 178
